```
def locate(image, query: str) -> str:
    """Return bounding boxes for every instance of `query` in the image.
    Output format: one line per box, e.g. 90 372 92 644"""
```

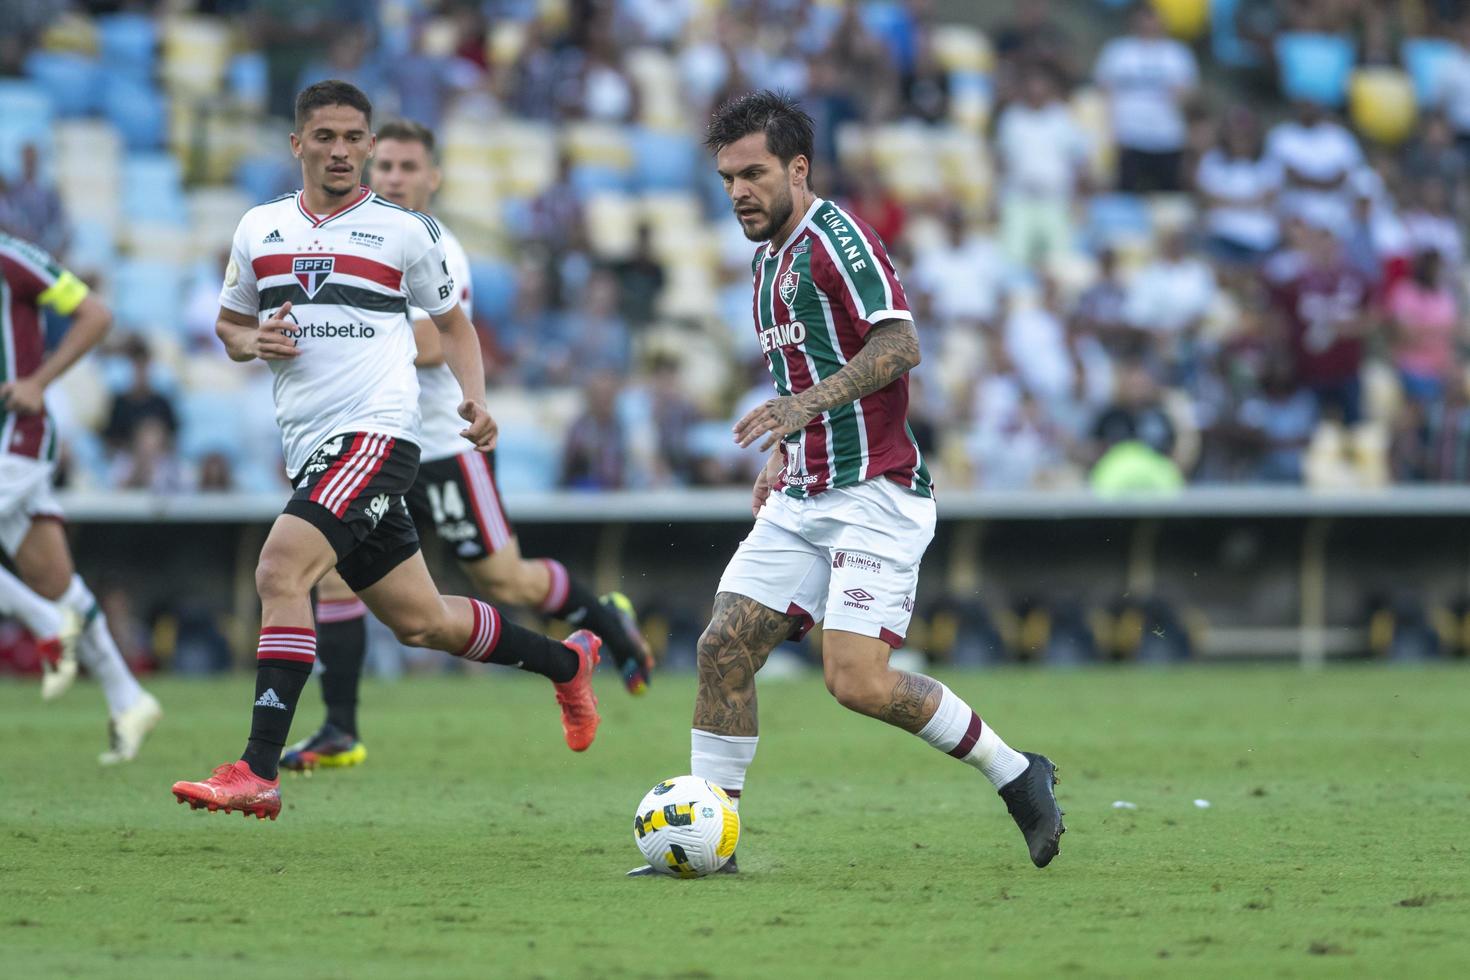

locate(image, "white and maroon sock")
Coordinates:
691 729 758 811
916 684 1030 789
59 575 144 715
0 563 63 638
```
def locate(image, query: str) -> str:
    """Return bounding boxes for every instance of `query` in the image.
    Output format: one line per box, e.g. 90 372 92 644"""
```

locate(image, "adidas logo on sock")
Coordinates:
254 688 288 710
262 229 284 244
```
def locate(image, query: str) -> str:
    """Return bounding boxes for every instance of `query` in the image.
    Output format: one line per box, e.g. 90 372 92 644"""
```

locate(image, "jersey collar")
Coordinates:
296 185 374 228
763 196 824 262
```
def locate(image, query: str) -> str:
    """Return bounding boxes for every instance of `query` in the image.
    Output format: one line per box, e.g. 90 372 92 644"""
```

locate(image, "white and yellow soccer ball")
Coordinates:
632 776 740 878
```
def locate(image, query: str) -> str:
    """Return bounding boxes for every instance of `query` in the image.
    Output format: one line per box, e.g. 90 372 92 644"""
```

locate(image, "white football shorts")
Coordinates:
0 454 63 556
717 476 936 647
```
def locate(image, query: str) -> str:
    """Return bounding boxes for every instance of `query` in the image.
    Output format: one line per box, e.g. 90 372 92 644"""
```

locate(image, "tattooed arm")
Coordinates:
732 319 921 451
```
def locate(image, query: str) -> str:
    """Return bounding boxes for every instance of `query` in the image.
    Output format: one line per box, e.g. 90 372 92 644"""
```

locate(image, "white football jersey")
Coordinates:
408 225 476 463
219 186 457 476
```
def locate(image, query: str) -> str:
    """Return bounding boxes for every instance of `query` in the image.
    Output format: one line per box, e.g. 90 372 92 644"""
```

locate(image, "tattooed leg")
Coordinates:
691 592 798 737
820 629 942 733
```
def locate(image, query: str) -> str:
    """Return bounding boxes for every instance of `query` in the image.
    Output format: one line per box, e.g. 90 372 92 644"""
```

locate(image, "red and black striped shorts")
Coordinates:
285 431 421 591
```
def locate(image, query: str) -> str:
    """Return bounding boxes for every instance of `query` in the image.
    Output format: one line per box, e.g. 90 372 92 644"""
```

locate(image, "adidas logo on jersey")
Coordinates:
254 688 288 710
262 229 284 244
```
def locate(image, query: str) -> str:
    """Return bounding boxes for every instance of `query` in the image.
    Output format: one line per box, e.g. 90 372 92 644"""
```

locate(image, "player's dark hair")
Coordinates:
294 80 373 131
705 89 815 175
376 119 436 156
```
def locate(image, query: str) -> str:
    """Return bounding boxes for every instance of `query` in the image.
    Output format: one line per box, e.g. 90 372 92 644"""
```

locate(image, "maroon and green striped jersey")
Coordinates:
751 198 932 499
0 232 89 461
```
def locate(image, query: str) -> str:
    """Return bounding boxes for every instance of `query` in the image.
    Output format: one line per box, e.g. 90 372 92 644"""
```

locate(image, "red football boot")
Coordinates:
172 761 282 820
554 630 602 752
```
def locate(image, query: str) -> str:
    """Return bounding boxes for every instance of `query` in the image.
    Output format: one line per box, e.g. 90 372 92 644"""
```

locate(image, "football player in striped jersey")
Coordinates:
632 91 1063 874
284 119 653 773
171 82 601 820
0 231 161 762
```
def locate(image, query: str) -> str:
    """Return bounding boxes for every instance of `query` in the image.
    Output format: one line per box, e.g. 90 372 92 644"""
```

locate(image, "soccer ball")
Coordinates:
632 776 739 878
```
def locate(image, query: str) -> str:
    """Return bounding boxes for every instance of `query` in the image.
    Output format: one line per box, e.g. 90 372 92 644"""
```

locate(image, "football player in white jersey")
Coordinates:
171 82 603 820
283 119 654 773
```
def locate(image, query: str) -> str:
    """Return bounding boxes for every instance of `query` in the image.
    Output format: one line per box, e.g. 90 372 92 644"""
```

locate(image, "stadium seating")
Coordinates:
1401 37 1459 107
1348 68 1418 145
1275 33 1356 108
23 52 102 117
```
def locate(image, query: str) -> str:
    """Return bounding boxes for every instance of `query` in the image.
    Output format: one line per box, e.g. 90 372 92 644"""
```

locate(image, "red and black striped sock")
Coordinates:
314 598 367 737
538 559 639 670
459 599 578 683
240 627 316 780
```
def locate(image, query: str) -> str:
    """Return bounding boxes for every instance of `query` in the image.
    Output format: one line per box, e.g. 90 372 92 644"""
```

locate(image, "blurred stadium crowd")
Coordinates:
3 0 1470 498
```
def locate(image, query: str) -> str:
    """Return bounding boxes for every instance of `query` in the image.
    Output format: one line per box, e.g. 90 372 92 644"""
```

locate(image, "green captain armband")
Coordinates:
38 270 89 316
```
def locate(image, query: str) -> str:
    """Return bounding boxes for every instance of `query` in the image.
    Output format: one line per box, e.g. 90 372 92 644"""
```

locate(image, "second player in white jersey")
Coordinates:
219 186 458 475
408 225 475 463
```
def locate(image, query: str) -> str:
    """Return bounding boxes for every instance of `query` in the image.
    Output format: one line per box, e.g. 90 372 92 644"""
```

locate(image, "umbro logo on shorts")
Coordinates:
842 588 875 610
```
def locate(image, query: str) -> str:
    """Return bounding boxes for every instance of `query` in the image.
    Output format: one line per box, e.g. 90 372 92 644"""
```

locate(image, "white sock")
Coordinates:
916 683 1030 789
691 729 758 811
0 563 63 638
58 576 144 715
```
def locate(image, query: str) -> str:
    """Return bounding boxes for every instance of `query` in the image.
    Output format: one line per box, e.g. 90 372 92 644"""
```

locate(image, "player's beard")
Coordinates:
744 186 794 243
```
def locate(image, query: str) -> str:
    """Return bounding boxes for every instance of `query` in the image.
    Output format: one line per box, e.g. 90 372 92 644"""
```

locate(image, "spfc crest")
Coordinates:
293 256 335 298
778 269 801 310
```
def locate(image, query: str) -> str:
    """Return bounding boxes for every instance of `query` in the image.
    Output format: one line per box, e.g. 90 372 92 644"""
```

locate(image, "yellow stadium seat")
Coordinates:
625 47 684 131
1348 68 1418 145
1151 0 1209 41
930 25 994 73
585 192 641 259
161 16 230 98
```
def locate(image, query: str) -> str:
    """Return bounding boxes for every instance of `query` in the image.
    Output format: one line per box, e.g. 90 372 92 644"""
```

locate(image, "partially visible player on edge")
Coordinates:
284 118 653 773
628 92 1064 875
170 81 602 820
0 230 162 763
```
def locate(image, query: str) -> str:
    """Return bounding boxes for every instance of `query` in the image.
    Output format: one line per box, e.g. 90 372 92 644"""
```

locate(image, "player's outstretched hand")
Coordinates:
733 395 814 451
256 301 301 361
458 400 498 452
0 377 45 415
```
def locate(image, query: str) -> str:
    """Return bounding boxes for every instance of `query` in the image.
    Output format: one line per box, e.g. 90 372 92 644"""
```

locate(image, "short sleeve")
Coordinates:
0 237 89 315
398 210 457 318
219 218 259 316
812 208 912 333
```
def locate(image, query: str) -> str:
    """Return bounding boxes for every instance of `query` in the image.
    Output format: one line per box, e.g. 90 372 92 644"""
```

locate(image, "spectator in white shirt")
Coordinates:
1093 4 1198 193
912 207 1006 326
1124 229 1217 368
1195 106 1282 265
1264 101 1364 235
994 67 1090 267
1401 178 1465 271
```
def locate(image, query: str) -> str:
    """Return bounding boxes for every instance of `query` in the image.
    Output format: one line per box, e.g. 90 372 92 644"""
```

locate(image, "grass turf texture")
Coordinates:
2 666 1466 979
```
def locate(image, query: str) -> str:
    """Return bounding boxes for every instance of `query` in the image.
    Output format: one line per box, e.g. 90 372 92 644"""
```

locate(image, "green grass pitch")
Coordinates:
2 665 1467 978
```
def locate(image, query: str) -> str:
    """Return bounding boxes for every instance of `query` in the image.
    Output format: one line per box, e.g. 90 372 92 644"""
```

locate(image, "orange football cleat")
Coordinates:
172 761 282 820
554 630 602 752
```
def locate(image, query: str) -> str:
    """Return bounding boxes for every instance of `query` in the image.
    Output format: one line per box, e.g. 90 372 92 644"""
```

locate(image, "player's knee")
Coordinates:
254 552 313 605
388 603 453 650
28 565 72 602
824 663 883 714
471 560 533 606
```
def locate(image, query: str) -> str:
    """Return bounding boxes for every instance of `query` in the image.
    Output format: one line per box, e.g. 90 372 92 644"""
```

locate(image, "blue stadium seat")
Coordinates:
227 52 269 108
631 128 697 192
1402 37 1459 107
860 2 918 74
111 260 185 334
470 258 518 325
178 390 244 461
122 153 187 225
24 52 102 117
491 427 557 493
1275 33 1355 108
1085 194 1151 248
1210 0 1260 68
570 163 631 196
102 76 168 150
0 81 53 178
233 155 293 203
98 13 157 83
